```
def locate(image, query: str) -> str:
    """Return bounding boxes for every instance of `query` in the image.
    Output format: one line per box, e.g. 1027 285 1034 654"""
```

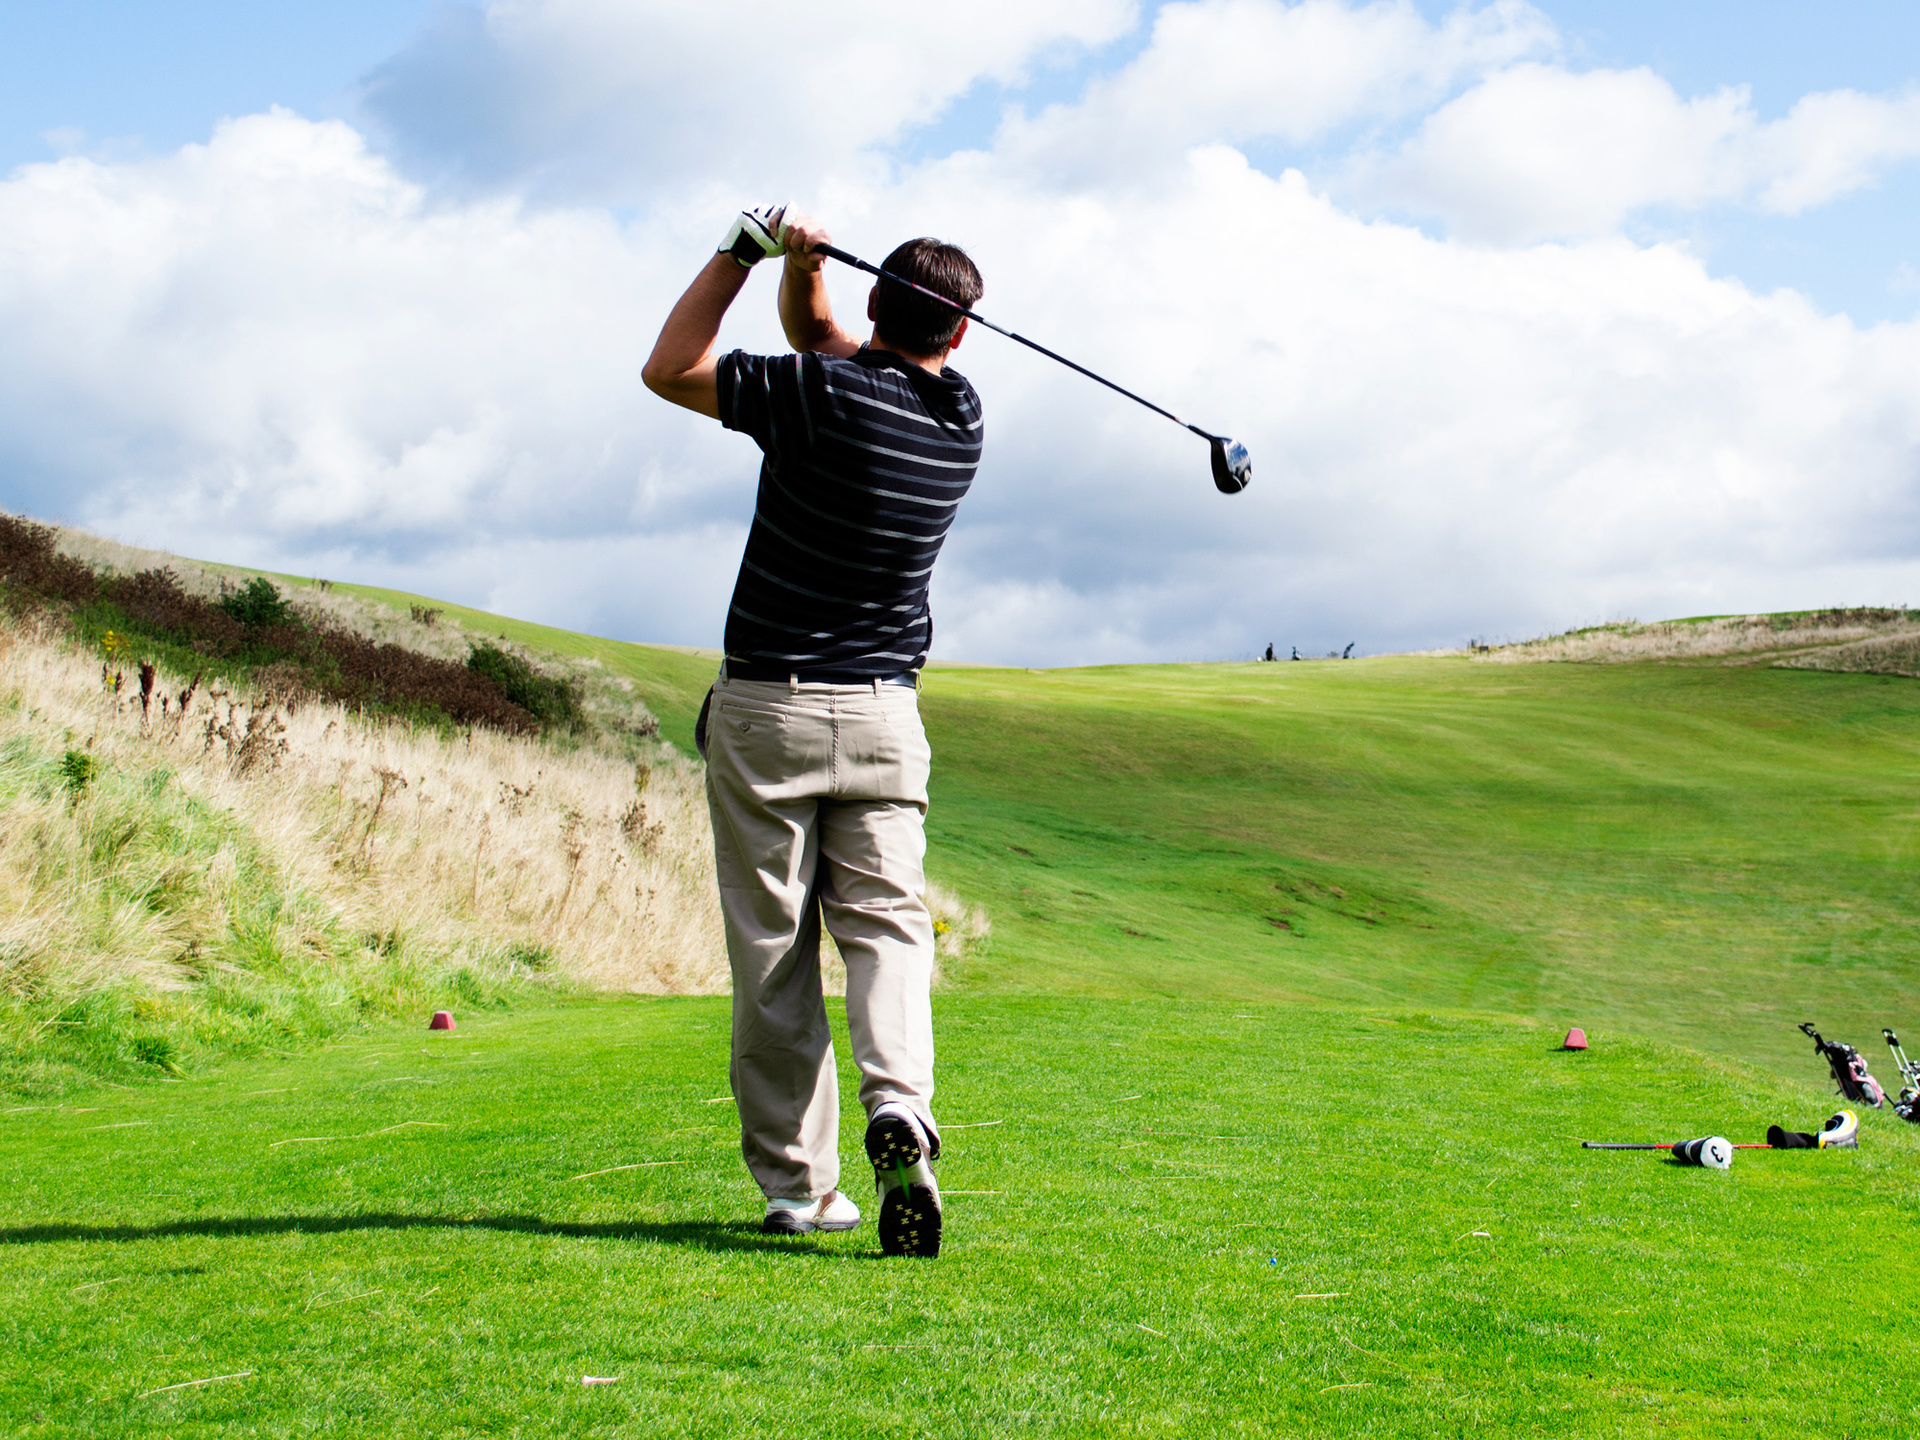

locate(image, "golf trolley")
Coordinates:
1884 1029 1920 1123
1798 1022 1887 1108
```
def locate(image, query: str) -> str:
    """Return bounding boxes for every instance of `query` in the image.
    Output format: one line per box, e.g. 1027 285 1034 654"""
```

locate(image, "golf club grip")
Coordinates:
812 244 1200 435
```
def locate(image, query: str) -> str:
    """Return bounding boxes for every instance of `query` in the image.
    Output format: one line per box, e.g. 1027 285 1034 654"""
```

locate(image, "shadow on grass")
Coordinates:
0 1213 876 1258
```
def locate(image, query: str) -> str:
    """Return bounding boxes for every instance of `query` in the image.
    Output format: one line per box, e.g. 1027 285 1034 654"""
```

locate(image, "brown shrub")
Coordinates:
0 513 98 606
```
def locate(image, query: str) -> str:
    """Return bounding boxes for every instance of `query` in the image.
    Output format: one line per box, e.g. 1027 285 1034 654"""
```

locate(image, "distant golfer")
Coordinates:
642 205 983 1257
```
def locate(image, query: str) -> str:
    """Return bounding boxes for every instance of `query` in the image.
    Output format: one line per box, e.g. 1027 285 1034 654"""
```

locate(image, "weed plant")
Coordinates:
0 513 538 733
466 640 586 732
215 576 297 629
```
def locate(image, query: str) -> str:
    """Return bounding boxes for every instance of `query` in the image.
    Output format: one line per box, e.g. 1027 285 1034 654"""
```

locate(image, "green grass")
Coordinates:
913 657 1920 1079
269 572 1920 1081
14 575 1920 1434
4 995 1916 1437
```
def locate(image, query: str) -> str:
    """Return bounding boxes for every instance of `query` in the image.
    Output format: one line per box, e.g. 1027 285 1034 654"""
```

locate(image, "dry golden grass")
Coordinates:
3 608 988 1067
1 613 726 1005
1772 632 1920 678
1465 608 1920 667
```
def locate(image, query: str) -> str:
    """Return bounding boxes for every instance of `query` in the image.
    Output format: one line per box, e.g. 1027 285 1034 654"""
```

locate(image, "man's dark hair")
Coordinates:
873 238 984 358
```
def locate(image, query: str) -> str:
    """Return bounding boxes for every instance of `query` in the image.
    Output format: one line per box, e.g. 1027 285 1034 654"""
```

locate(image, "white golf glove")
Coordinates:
719 203 789 268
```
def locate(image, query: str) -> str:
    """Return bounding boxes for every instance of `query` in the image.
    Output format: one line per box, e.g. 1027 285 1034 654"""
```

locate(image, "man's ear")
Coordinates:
867 285 878 322
947 317 967 352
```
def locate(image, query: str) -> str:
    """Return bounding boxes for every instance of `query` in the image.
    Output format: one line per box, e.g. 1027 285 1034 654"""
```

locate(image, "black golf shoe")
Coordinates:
865 1105 942 1258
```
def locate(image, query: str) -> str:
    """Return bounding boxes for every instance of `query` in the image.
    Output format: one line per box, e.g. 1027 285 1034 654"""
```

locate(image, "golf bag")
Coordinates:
1799 1023 1886 1108
1884 1029 1920 1123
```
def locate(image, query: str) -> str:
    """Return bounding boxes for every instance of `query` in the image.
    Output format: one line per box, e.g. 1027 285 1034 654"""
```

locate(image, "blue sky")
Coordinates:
2 1 1918 662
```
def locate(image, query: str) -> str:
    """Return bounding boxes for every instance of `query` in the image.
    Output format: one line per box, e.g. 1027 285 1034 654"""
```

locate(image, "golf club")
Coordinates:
1582 1135 1736 1167
812 243 1253 495
1583 1109 1860 1153
1881 1030 1919 1120
1582 1140 1769 1151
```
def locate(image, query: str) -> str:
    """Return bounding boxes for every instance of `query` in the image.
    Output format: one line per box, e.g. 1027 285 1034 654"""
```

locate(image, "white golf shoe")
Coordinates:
762 1190 861 1235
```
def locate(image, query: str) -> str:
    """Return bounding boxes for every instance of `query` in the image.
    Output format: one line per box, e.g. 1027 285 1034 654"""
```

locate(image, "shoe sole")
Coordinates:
867 1114 942 1258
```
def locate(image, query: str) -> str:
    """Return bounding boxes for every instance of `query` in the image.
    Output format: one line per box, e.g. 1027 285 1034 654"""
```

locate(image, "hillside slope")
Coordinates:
44 527 1920 1083
921 657 1920 1079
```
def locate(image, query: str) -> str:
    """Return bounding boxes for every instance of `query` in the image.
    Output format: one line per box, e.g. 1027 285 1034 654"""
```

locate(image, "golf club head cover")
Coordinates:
1818 1109 1859 1149
1767 1124 1818 1149
719 204 789 268
1671 1136 1732 1169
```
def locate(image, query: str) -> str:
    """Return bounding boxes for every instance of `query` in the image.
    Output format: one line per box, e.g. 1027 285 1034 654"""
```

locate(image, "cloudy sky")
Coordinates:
3 1 1918 662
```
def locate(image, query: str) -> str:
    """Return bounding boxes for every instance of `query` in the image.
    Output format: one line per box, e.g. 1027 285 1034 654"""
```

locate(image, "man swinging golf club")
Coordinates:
643 204 983 1257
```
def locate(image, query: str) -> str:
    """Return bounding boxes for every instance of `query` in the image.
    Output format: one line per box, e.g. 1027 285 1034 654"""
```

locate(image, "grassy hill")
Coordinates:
7 552 1920 1436
258 575 1920 1082
272 575 722 757
919 656 1920 1079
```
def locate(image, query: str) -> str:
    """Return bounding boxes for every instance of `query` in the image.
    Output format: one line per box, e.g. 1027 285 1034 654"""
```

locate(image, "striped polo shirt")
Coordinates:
715 347 983 678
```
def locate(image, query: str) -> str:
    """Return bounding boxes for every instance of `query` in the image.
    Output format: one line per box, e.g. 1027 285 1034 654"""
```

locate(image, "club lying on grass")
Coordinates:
1581 1141 1770 1151
813 242 1253 495
1582 1110 1861 1157
1582 1136 1736 1167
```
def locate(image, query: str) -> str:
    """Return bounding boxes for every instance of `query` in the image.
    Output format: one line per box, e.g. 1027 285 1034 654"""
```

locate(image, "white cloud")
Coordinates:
1366 63 1920 242
907 150 1920 659
1 3 1919 667
0 109 770 645
994 0 1552 182
355 0 1139 202
1754 86 1920 213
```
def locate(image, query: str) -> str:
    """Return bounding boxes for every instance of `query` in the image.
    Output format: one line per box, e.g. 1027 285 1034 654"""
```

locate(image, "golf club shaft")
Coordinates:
1582 1142 1666 1150
1582 1142 1773 1149
812 243 1212 442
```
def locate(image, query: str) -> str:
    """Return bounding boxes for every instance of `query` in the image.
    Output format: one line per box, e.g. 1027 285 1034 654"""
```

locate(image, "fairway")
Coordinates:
6 996 1917 1437
920 656 1920 1079
13 575 1920 1436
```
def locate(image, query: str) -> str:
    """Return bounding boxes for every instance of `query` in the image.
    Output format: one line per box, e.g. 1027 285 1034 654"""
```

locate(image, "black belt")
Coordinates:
722 662 918 687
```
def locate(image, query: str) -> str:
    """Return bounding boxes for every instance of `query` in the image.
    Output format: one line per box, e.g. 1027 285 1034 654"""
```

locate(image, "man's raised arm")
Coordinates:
643 205 790 419
641 255 751 419
777 211 862 358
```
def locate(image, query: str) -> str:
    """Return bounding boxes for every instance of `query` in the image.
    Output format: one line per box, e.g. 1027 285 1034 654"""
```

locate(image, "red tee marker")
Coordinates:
1563 1026 1588 1050
429 1010 456 1031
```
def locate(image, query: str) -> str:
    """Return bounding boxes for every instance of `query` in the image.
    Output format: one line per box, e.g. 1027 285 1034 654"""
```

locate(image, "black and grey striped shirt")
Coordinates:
715 347 983 677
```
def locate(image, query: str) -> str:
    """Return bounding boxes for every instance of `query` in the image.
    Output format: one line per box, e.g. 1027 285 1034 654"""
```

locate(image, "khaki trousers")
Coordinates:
703 675 938 1201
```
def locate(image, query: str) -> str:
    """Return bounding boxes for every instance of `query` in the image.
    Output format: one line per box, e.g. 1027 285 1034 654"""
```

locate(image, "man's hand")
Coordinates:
779 211 832 274
718 203 789 269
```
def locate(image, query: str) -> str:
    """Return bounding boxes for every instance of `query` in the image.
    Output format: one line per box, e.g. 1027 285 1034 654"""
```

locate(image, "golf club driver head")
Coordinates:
1210 436 1251 494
